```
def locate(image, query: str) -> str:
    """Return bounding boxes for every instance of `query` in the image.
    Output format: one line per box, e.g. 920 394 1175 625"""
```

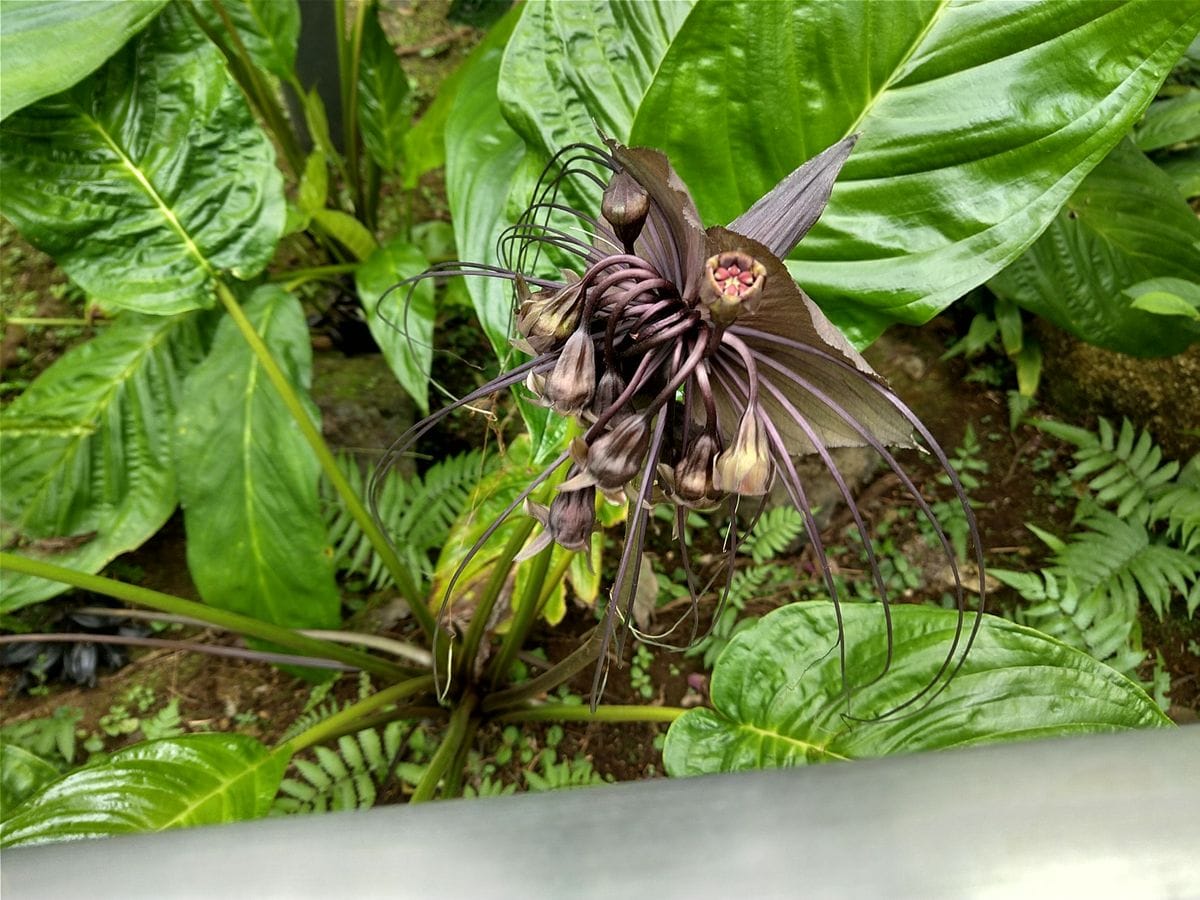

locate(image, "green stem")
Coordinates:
440 716 481 798
410 694 477 803
456 520 536 684
481 626 602 713
0 552 408 682
492 704 685 725
201 0 305 175
270 263 360 288
2 318 95 327
284 675 435 752
539 552 574 609
340 0 369 217
487 543 553 690
214 281 435 639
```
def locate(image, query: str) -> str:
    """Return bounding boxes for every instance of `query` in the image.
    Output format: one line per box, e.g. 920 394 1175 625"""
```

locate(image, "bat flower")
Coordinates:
377 136 984 712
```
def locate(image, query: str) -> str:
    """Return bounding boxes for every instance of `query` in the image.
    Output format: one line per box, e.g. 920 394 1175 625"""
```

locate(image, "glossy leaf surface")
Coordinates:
176 287 339 629
357 7 411 173
498 0 695 164
1 745 62 814
664 603 1170 776
625 1 1200 346
989 141 1200 356
0 735 287 848
0 0 167 120
356 239 435 412
0 314 208 613
0 5 284 315
189 0 300 79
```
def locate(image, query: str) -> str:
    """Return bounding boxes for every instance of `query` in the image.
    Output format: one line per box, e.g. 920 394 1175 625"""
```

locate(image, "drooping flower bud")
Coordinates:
590 368 628 420
544 330 596 415
668 432 723 508
517 485 597 561
585 415 651 490
700 250 766 327
515 276 582 353
713 409 773 495
602 170 651 250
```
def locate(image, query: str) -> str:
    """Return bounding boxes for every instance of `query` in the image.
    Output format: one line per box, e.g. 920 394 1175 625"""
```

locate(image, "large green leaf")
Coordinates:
0 4 285 315
175 287 339 629
663 603 1170 776
1 744 62 815
0 314 208 613
498 0 696 164
188 0 300 80
0 735 288 848
356 239 434 413
989 140 1200 356
623 1 1200 346
0 0 168 121
357 6 411 174
446 4 527 360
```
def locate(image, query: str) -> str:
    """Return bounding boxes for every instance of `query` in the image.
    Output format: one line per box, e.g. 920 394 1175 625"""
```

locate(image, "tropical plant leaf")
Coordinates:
357 6 411 173
1134 89 1200 152
498 0 696 169
0 735 288 848
445 4 527 360
0 5 285 315
188 0 300 80
0 0 168 121
175 286 339 629
619 2 1200 347
0 314 208 613
1159 148 1200 198
0 744 62 815
312 208 378 262
990 140 1200 356
1125 277 1200 321
356 239 434 412
663 603 1170 776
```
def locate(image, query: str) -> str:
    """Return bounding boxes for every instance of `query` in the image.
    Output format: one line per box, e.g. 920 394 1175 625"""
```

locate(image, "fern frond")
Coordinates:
992 569 1144 674
322 450 493 592
1150 455 1200 553
1060 509 1200 620
740 506 807 564
274 721 409 815
1033 417 1179 521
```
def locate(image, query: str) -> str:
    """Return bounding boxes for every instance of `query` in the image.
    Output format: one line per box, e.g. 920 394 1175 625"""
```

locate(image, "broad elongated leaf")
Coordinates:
623 1 1200 346
498 0 696 165
0 735 288 848
356 239 434 412
664 603 1170 776
0 314 208 613
0 0 168 121
989 140 1200 356
0 5 285 315
446 5 526 360
176 287 339 629
188 0 300 80
1134 89 1200 151
1 745 62 815
357 7 411 173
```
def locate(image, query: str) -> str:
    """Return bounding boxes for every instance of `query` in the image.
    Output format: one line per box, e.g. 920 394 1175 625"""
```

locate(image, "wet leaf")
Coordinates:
356 239 435 412
175 287 339 629
0 314 208 613
0 5 284 315
0 0 167 120
0 735 288 848
664 603 1171 777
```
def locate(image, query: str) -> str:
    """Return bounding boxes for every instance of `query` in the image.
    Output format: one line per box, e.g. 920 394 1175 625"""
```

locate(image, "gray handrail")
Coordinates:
3 728 1198 898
